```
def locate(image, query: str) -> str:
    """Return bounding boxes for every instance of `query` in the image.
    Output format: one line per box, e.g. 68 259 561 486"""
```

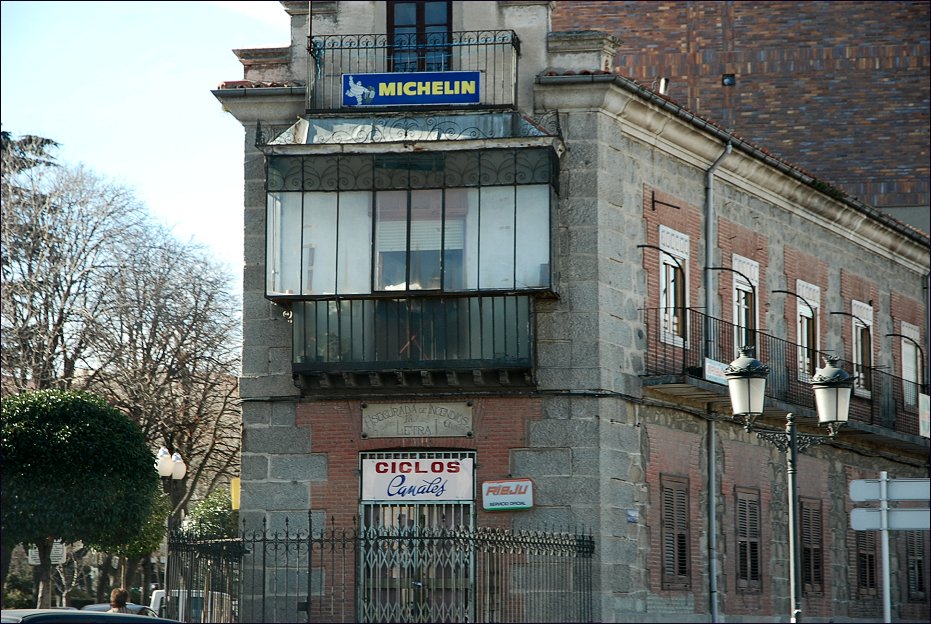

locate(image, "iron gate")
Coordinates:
359 450 476 623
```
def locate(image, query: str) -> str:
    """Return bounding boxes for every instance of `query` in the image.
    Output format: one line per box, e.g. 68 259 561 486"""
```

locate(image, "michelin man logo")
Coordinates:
345 75 376 105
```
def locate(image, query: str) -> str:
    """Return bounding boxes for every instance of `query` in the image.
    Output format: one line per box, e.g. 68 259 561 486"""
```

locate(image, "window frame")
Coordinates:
265 149 556 301
906 530 927 601
658 226 689 347
900 321 922 408
801 497 824 594
855 530 878 597
660 474 691 590
731 255 759 353
735 487 762 591
387 1 453 73
795 280 821 381
851 300 874 395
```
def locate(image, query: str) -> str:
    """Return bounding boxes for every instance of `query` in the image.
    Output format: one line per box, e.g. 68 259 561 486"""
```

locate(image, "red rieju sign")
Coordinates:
482 478 534 511
361 458 474 502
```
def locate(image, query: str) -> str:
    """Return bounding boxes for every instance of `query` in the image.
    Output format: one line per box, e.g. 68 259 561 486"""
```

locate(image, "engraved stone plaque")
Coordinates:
361 402 473 438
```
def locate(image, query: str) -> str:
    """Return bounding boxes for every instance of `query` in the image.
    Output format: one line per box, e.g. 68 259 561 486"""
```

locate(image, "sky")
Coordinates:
1 1 294 290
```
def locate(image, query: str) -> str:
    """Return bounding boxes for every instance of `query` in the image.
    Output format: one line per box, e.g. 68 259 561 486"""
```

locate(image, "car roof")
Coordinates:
0 609 178 623
79 604 150 612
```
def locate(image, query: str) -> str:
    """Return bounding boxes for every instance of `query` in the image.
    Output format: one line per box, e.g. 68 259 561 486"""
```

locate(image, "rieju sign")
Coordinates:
361 458 474 502
482 478 534 511
343 71 481 107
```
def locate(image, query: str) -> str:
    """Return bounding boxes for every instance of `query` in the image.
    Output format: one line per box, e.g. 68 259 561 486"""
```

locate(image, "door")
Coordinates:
359 450 475 623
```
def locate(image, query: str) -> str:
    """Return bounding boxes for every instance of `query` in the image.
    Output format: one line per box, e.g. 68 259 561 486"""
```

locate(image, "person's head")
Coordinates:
110 587 129 608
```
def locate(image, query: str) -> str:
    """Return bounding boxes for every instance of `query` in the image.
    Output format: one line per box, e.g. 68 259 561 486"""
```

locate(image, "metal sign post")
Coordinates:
849 472 931 623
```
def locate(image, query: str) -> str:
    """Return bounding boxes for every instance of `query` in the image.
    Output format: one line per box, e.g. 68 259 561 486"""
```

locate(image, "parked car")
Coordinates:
0 609 178 623
80 604 159 617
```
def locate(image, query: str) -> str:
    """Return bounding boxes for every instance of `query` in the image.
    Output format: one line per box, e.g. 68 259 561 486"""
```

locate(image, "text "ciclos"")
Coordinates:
375 460 461 474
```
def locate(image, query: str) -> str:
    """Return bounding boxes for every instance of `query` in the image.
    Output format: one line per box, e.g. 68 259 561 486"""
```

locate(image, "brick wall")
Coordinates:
552 1 930 211
641 184 704 310
295 397 543 526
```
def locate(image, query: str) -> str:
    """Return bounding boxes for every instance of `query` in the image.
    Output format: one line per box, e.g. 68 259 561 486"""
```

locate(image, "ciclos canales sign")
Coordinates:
343 71 481 107
361 457 474 502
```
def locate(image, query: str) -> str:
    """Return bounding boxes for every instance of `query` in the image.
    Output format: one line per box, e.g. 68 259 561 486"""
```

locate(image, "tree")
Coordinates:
1 133 146 392
1 130 242 602
0 390 159 608
184 488 239 537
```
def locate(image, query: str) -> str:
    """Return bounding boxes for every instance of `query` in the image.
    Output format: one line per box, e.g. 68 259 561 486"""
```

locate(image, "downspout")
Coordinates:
705 142 731 624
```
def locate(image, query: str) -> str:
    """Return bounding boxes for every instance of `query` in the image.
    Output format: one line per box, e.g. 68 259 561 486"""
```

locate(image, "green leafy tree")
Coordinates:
0 390 159 608
184 488 239 537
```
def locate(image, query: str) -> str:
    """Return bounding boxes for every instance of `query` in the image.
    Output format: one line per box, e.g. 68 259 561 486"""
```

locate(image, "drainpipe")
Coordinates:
705 142 731 624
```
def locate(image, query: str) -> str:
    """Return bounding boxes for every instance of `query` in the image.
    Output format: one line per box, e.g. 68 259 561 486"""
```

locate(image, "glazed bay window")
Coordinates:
267 148 554 371
267 149 554 298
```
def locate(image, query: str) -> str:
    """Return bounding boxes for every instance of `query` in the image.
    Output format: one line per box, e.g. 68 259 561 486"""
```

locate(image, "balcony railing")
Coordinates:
642 307 926 438
292 295 532 374
308 31 520 110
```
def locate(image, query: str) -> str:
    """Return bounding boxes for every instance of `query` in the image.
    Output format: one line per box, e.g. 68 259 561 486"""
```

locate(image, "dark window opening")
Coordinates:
388 1 452 72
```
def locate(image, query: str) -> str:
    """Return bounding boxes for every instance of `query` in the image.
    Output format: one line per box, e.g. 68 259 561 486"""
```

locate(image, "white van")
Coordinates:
150 589 234 623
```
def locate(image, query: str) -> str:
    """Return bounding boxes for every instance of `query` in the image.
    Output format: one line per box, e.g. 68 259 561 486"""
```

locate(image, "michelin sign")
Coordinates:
343 71 481 107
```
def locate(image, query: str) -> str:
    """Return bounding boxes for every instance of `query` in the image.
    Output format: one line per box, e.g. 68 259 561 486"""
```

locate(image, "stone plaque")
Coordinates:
361 402 473 438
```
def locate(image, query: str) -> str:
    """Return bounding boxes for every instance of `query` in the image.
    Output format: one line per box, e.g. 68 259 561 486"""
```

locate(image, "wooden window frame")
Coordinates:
855 530 878 597
660 474 691 590
387 1 453 73
801 498 824 594
906 530 927 601
735 487 761 591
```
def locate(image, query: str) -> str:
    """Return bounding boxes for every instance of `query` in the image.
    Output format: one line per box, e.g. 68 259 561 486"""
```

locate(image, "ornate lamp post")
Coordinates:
725 347 852 624
155 447 187 529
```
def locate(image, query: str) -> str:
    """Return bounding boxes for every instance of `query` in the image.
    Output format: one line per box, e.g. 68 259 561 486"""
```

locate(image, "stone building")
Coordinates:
213 1 929 622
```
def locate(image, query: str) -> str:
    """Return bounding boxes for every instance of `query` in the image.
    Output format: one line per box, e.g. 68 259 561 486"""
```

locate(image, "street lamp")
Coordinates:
155 447 186 528
725 347 852 624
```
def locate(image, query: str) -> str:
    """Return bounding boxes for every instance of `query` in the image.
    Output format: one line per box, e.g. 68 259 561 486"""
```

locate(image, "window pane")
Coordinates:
409 189 443 290
375 191 408 290
515 185 550 288
448 188 479 291
424 1 448 24
302 193 338 295
267 192 302 295
336 191 373 294
392 2 417 25
479 186 515 289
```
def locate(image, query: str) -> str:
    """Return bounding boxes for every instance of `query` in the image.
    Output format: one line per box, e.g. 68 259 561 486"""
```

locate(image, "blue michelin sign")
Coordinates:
342 71 481 107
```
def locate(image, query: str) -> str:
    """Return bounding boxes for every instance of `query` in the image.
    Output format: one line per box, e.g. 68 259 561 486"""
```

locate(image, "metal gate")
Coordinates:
359 450 475 623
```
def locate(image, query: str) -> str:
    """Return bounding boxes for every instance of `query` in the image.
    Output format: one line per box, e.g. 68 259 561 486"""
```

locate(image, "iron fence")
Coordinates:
642 307 925 437
166 513 594 623
308 31 520 110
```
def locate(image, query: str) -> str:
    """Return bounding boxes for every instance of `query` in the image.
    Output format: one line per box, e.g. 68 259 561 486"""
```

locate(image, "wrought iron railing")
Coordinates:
162 533 244 622
167 514 594 623
642 307 925 437
308 31 520 110
291 295 532 373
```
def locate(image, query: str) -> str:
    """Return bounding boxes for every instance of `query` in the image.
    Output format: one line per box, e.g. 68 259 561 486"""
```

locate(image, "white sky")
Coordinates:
1 1 294 290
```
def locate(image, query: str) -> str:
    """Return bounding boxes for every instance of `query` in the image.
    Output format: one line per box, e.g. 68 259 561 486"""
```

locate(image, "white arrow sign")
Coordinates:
850 507 930 531
849 478 930 502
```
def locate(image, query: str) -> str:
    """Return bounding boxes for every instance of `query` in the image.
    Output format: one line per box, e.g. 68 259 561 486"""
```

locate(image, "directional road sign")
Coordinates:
849 478 930 502
850 507 930 531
